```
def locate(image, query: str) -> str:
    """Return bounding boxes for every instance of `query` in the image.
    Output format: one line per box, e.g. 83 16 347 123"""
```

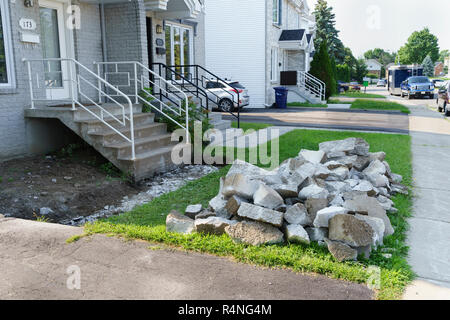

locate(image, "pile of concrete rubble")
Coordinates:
166 138 408 261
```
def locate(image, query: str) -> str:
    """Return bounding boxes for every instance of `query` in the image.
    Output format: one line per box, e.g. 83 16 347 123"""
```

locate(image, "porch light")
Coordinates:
156 24 163 34
24 0 34 7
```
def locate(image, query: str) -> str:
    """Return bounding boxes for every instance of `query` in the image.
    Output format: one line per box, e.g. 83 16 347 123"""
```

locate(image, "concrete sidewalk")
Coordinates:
403 103 450 299
0 217 373 300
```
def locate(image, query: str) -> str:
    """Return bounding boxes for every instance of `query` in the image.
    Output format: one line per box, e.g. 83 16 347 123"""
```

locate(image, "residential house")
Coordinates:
0 0 221 180
434 62 444 77
204 0 321 108
365 59 382 78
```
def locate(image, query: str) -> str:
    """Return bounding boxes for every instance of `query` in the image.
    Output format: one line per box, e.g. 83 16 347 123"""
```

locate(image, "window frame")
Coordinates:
0 1 15 89
270 47 278 82
273 0 282 26
164 21 194 78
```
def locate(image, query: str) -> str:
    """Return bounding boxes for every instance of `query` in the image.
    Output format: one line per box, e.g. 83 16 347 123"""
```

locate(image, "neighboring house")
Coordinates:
0 0 217 180
434 62 444 77
204 0 321 108
365 59 382 78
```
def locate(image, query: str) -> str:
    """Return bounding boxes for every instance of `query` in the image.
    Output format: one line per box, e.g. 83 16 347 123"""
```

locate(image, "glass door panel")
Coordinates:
40 7 63 88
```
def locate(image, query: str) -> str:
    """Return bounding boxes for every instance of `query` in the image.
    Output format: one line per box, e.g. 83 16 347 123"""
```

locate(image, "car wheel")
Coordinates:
408 92 413 100
219 99 234 112
438 100 443 112
401 91 404 98
445 103 450 116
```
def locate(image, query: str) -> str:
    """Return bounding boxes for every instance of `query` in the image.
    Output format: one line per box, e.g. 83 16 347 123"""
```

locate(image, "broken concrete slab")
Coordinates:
355 214 385 247
195 217 237 235
328 214 374 247
325 239 358 262
185 204 203 219
285 224 310 244
305 227 328 242
313 207 347 228
237 203 284 227
222 173 258 200
284 203 311 226
253 184 284 210
166 211 195 234
225 195 247 216
305 198 329 222
298 184 329 200
299 149 326 164
225 221 284 246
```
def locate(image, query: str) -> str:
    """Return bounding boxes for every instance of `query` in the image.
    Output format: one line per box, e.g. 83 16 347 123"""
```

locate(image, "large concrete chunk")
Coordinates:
237 203 284 227
253 184 284 210
225 221 284 246
185 204 203 219
313 206 347 228
363 160 389 187
195 217 237 235
319 138 369 157
343 194 394 236
305 198 328 222
166 211 195 234
298 184 329 200
285 224 310 244
352 180 376 196
298 149 326 164
222 173 258 200
325 239 358 262
354 214 385 247
271 184 298 199
328 214 374 247
209 194 231 219
284 203 311 226
225 195 247 216
226 159 269 178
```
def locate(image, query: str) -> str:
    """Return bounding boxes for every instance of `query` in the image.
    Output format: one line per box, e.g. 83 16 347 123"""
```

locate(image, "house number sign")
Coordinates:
19 18 37 31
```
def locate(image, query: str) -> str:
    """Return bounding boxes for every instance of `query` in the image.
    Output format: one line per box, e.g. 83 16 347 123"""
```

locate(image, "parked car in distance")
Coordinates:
377 79 387 87
437 81 450 116
400 76 435 99
204 80 250 112
349 82 361 91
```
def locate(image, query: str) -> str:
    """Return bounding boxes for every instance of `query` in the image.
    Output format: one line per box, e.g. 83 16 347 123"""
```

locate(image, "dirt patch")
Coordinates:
0 146 141 224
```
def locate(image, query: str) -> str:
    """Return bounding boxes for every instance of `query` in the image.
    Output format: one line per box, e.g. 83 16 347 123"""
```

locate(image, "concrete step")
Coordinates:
74 104 142 121
88 122 167 145
118 145 177 181
76 112 155 133
104 133 174 158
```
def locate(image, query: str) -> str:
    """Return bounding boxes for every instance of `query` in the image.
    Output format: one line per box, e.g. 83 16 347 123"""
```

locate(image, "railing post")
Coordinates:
97 63 102 104
68 60 76 110
134 63 138 104
25 60 35 109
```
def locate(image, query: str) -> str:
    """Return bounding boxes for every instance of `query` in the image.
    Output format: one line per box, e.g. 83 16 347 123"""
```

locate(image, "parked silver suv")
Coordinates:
204 80 250 112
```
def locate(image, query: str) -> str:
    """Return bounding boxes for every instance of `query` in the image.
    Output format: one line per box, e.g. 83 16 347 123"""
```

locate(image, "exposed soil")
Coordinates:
0 144 218 225
0 145 142 224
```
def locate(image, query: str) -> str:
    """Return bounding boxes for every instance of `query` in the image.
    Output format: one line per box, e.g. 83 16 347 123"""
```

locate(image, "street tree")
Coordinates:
313 0 345 64
422 55 434 77
310 40 337 99
398 28 440 64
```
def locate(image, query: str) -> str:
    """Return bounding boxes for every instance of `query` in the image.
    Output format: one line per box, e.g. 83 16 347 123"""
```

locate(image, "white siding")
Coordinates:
205 0 266 108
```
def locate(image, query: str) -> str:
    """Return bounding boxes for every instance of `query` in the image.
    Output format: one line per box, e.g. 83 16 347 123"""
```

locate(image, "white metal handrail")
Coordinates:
94 61 189 141
23 58 136 160
298 71 326 102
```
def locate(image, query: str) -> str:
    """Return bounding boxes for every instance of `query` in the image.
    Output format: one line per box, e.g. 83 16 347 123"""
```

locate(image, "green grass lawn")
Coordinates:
350 99 410 114
82 128 413 300
231 122 272 131
335 92 386 99
287 102 327 108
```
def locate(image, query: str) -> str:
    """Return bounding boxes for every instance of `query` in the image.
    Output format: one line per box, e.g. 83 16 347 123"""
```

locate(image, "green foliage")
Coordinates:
313 0 345 64
287 102 327 108
366 74 379 79
334 92 386 99
398 28 440 64
57 143 82 158
336 64 351 82
139 87 155 113
353 59 369 83
364 48 396 71
99 162 121 177
350 99 410 114
309 40 337 99
439 50 449 62
422 55 434 77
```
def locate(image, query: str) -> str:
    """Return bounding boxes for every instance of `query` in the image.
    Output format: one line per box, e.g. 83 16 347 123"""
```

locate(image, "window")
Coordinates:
165 22 193 80
271 47 278 82
273 0 282 25
0 1 14 88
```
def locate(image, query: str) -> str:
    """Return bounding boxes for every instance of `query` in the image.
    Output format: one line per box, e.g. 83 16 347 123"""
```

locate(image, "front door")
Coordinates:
39 0 70 100
165 22 193 79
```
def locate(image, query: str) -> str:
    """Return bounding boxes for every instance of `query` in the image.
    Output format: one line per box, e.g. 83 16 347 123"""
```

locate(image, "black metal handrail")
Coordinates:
152 63 209 117
168 64 241 128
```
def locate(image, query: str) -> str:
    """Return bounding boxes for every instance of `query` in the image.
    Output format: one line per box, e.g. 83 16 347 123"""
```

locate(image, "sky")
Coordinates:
305 0 450 58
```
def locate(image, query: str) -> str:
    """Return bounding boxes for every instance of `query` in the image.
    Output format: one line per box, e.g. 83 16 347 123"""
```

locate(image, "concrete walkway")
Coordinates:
0 217 373 300
403 102 450 299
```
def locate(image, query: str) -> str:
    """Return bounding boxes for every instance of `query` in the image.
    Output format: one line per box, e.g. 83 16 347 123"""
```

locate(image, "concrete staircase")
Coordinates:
25 103 233 181
25 104 178 181
286 85 326 105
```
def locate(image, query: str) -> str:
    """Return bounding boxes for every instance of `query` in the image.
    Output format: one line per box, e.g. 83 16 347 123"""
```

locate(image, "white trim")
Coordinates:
165 22 194 76
270 46 278 82
0 1 16 88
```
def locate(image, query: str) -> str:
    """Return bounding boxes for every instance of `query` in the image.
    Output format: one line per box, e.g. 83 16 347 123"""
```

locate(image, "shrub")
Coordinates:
309 40 337 99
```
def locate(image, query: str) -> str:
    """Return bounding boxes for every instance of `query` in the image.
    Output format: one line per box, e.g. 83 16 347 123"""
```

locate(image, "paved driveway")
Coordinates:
0 217 373 300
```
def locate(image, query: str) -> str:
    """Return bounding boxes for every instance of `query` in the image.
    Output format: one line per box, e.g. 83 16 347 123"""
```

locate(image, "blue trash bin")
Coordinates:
274 87 289 109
